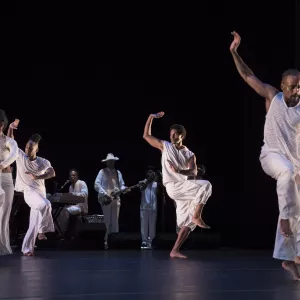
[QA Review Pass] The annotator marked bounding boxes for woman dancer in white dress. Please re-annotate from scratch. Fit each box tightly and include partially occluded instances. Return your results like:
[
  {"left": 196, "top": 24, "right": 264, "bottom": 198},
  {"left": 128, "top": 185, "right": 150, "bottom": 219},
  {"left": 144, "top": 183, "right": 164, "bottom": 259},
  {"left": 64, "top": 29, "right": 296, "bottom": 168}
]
[{"left": 0, "top": 111, "right": 18, "bottom": 255}]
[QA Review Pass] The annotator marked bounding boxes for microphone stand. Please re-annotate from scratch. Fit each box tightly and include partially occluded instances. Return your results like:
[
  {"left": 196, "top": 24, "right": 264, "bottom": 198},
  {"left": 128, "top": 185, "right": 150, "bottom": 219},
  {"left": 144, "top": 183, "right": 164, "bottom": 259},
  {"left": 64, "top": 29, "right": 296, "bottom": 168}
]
[
  {"left": 53, "top": 182, "right": 58, "bottom": 194},
  {"left": 54, "top": 180, "right": 70, "bottom": 193}
]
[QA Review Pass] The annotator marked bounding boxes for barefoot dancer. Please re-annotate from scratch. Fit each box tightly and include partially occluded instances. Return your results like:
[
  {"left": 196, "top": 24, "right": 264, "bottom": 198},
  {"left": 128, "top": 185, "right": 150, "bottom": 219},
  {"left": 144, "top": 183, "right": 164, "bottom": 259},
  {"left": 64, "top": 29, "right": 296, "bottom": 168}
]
[
  {"left": 8, "top": 122, "right": 55, "bottom": 256},
  {"left": 143, "top": 112, "right": 212, "bottom": 258},
  {"left": 0, "top": 111, "right": 18, "bottom": 255},
  {"left": 230, "top": 31, "right": 300, "bottom": 280}
]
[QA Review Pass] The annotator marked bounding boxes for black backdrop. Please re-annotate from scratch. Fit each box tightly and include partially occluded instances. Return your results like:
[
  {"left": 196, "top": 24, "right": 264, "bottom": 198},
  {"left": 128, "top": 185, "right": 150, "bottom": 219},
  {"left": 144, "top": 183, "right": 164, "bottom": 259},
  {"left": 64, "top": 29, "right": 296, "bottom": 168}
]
[{"left": 1, "top": 1, "right": 299, "bottom": 249}]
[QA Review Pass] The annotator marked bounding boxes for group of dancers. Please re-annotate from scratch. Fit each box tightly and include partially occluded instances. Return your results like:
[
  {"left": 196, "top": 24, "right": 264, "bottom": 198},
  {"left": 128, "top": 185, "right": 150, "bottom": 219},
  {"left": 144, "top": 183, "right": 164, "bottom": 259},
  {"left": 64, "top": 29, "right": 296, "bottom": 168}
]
[
  {"left": 0, "top": 117, "right": 55, "bottom": 256},
  {"left": 1, "top": 31, "right": 300, "bottom": 280}
]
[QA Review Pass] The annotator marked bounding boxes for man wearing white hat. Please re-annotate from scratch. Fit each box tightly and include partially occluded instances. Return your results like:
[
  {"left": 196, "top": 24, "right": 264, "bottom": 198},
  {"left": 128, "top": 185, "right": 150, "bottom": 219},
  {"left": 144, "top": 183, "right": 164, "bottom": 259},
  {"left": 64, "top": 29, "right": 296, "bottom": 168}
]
[{"left": 94, "top": 153, "right": 127, "bottom": 249}]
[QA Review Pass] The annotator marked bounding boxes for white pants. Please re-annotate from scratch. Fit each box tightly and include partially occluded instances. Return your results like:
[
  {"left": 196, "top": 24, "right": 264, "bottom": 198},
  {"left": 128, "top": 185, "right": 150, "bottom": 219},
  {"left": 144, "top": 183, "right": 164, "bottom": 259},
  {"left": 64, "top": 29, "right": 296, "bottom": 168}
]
[
  {"left": 22, "top": 188, "right": 55, "bottom": 254},
  {"left": 260, "top": 152, "right": 300, "bottom": 260},
  {"left": 57, "top": 205, "right": 82, "bottom": 234},
  {"left": 101, "top": 199, "right": 120, "bottom": 242},
  {"left": 273, "top": 216, "right": 300, "bottom": 260},
  {"left": 0, "top": 173, "right": 14, "bottom": 255},
  {"left": 140, "top": 209, "right": 157, "bottom": 243},
  {"left": 166, "top": 180, "right": 212, "bottom": 231}
]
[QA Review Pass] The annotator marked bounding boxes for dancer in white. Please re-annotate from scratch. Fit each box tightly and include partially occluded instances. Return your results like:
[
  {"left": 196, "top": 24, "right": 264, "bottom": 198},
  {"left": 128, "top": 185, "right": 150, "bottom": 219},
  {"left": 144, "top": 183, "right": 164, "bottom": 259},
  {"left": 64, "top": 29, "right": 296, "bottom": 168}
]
[
  {"left": 0, "top": 111, "right": 18, "bottom": 255},
  {"left": 8, "top": 123, "right": 55, "bottom": 256},
  {"left": 94, "top": 153, "right": 127, "bottom": 249},
  {"left": 230, "top": 31, "right": 300, "bottom": 279},
  {"left": 140, "top": 169, "right": 159, "bottom": 249},
  {"left": 143, "top": 112, "right": 212, "bottom": 258}
]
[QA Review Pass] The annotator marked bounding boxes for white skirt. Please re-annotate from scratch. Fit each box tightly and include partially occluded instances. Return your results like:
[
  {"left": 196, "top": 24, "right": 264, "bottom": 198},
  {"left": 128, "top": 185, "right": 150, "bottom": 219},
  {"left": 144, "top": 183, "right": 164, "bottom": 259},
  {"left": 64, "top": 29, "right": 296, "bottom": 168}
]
[{"left": 165, "top": 180, "right": 212, "bottom": 231}]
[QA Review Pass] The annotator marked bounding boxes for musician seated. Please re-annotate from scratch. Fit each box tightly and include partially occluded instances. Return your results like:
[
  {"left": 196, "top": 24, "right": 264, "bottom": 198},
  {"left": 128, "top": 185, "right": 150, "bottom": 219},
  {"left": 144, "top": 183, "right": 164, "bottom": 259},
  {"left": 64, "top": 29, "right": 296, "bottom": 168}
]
[{"left": 59, "top": 169, "right": 88, "bottom": 239}]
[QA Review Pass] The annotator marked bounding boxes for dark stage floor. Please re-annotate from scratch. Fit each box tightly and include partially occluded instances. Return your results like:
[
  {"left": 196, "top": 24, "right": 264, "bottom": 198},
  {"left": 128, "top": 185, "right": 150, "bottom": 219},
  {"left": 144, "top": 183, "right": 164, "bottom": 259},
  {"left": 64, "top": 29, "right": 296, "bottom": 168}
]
[{"left": 1, "top": 249, "right": 300, "bottom": 300}]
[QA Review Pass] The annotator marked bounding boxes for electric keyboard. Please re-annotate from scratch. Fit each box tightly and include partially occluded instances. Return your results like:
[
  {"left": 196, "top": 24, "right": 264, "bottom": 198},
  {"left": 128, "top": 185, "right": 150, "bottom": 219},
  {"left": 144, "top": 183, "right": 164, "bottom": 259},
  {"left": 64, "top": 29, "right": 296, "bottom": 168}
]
[{"left": 49, "top": 193, "right": 85, "bottom": 205}]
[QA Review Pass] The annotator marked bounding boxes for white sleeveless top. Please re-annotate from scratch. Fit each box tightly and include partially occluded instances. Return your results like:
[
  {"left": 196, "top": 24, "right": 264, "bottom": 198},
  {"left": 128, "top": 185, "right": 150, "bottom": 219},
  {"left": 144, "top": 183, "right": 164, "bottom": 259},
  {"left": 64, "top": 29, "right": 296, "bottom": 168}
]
[
  {"left": 0, "top": 135, "right": 18, "bottom": 169},
  {"left": 261, "top": 92, "right": 300, "bottom": 169},
  {"left": 161, "top": 141, "right": 194, "bottom": 185}
]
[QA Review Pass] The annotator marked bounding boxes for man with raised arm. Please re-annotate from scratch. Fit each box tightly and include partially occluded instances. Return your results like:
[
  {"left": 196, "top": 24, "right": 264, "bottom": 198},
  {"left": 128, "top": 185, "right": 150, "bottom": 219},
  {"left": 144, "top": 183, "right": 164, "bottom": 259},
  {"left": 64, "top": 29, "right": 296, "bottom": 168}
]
[
  {"left": 143, "top": 112, "right": 212, "bottom": 258},
  {"left": 230, "top": 31, "right": 300, "bottom": 279}
]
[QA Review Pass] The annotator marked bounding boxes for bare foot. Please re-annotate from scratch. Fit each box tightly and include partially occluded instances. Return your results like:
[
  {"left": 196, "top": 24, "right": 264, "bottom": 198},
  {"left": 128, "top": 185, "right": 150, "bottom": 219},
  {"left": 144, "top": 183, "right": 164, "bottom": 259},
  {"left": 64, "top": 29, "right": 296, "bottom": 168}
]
[
  {"left": 192, "top": 217, "right": 211, "bottom": 229},
  {"left": 282, "top": 261, "right": 300, "bottom": 280},
  {"left": 170, "top": 251, "right": 188, "bottom": 259},
  {"left": 23, "top": 252, "right": 34, "bottom": 256},
  {"left": 38, "top": 233, "right": 47, "bottom": 240}
]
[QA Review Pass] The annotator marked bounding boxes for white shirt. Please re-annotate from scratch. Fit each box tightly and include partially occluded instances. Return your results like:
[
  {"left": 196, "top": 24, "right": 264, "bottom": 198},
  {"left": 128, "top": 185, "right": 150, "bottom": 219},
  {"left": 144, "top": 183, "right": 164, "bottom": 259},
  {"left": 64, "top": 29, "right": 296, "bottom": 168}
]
[
  {"left": 94, "top": 167, "right": 126, "bottom": 197},
  {"left": 69, "top": 179, "right": 88, "bottom": 214},
  {"left": 0, "top": 135, "right": 18, "bottom": 169},
  {"left": 15, "top": 149, "right": 52, "bottom": 193},
  {"left": 261, "top": 92, "right": 300, "bottom": 169},
  {"left": 140, "top": 181, "right": 158, "bottom": 210},
  {"left": 161, "top": 140, "right": 195, "bottom": 186}
]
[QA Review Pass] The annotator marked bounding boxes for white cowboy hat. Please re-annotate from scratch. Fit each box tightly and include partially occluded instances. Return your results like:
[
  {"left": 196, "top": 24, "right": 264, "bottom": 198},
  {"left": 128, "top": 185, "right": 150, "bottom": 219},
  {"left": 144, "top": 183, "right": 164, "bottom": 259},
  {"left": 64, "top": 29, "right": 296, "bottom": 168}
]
[{"left": 102, "top": 153, "right": 119, "bottom": 162}]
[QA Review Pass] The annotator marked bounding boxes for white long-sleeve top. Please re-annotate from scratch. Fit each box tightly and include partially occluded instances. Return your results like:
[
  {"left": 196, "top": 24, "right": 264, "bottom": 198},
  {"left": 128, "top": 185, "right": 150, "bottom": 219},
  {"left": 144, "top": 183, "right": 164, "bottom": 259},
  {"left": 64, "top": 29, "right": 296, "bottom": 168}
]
[
  {"left": 0, "top": 135, "right": 19, "bottom": 169},
  {"left": 69, "top": 179, "right": 88, "bottom": 214},
  {"left": 94, "top": 167, "right": 126, "bottom": 198},
  {"left": 140, "top": 181, "right": 158, "bottom": 210}
]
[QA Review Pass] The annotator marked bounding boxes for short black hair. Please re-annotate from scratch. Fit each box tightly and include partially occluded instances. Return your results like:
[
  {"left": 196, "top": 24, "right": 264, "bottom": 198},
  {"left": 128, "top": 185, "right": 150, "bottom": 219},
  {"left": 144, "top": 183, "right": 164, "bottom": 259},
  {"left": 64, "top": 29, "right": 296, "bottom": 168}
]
[
  {"left": 69, "top": 168, "right": 79, "bottom": 176},
  {"left": 29, "top": 133, "right": 42, "bottom": 144},
  {"left": 170, "top": 124, "right": 186, "bottom": 139},
  {"left": 282, "top": 69, "right": 300, "bottom": 80},
  {"left": 0, "top": 109, "right": 8, "bottom": 130}
]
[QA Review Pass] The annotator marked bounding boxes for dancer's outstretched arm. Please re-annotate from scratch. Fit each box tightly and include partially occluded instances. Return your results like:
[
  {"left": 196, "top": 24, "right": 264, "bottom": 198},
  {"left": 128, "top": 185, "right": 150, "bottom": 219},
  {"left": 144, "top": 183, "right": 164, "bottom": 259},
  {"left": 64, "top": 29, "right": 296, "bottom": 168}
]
[
  {"left": 143, "top": 112, "right": 165, "bottom": 151},
  {"left": 230, "top": 31, "right": 278, "bottom": 111},
  {"left": 7, "top": 119, "right": 19, "bottom": 139}
]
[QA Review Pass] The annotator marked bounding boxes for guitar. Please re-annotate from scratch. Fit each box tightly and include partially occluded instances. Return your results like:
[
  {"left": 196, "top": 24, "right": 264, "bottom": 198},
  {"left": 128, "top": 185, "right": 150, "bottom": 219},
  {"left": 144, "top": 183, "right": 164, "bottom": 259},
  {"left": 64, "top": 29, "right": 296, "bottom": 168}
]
[{"left": 98, "top": 180, "right": 147, "bottom": 205}]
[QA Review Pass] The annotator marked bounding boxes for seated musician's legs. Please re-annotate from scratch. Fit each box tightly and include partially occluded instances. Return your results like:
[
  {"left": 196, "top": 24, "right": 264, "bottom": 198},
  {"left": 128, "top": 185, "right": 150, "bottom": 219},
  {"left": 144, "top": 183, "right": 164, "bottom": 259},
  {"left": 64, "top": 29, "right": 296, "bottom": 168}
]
[
  {"left": 55, "top": 207, "right": 69, "bottom": 236},
  {"left": 56, "top": 205, "right": 82, "bottom": 237},
  {"left": 65, "top": 205, "right": 82, "bottom": 239},
  {"left": 67, "top": 205, "right": 82, "bottom": 215}
]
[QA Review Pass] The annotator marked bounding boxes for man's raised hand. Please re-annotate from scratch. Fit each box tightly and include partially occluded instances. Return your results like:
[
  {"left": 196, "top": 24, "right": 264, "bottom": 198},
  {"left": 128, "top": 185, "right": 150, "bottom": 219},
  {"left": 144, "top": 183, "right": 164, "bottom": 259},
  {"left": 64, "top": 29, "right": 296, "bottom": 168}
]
[
  {"left": 230, "top": 31, "right": 241, "bottom": 52},
  {"left": 151, "top": 112, "right": 165, "bottom": 119}
]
